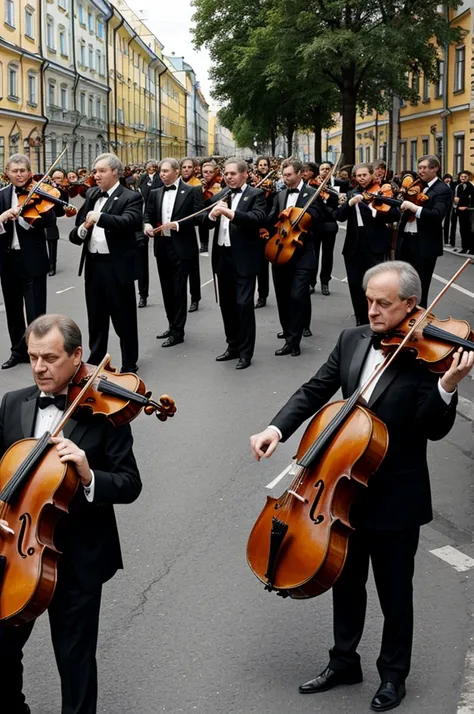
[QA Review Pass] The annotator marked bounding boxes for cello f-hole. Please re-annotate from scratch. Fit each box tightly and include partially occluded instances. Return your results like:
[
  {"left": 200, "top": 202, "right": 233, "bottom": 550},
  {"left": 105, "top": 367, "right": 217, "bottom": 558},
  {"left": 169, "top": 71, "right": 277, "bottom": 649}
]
[
  {"left": 309, "top": 480, "right": 325, "bottom": 525},
  {"left": 17, "top": 512, "right": 34, "bottom": 558}
]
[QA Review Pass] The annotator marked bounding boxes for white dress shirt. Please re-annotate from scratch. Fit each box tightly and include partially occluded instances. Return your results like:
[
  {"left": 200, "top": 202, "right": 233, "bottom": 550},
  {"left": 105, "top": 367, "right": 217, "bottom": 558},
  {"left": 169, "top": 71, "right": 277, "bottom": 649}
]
[
  {"left": 34, "top": 392, "right": 95, "bottom": 502},
  {"left": 0, "top": 187, "right": 32, "bottom": 244},
  {"left": 285, "top": 180, "right": 305, "bottom": 209},
  {"left": 214, "top": 183, "right": 247, "bottom": 247},
  {"left": 404, "top": 177, "right": 438, "bottom": 234},
  {"left": 78, "top": 181, "right": 121, "bottom": 252},
  {"left": 161, "top": 178, "right": 181, "bottom": 236}
]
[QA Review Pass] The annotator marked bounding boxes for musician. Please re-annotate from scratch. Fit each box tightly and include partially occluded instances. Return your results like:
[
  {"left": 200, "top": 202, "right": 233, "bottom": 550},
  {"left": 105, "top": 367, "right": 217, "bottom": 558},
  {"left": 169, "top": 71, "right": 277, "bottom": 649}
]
[
  {"left": 47, "top": 168, "right": 69, "bottom": 277},
  {"left": 143, "top": 158, "right": 204, "bottom": 347},
  {"left": 250, "top": 260, "right": 473, "bottom": 712},
  {"left": 453, "top": 170, "right": 474, "bottom": 254},
  {"left": 69, "top": 153, "right": 143, "bottom": 373},
  {"left": 396, "top": 154, "right": 452, "bottom": 307},
  {"left": 442, "top": 173, "right": 456, "bottom": 248},
  {"left": 0, "top": 153, "right": 65, "bottom": 370},
  {"left": 138, "top": 160, "right": 162, "bottom": 203},
  {"left": 336, "top": 163, "right": 399, "bottom": 325},
  {"left": 267, "top": 158, "right": 322, "bottom": 356},
  {"left": 199, "top": 160, "right": 223, "bottom": 255},
  {"left": 372, "top": 159, "right": 387, "bottom": 184},
  {"left": 0, "top": 313, "right": 141, "bottom": 714},
  {"left": 203, "top": 157, "right": 267, "bottom": 369},
  {"left": 253, "top": 156, "right": 275, "bottom": 309},
  {"left": 301, "top": 162, "right": 318, "bottom": 184},
  {"left": 77, "top": 166, "right": 89, "bottom": 179},
  {"left": 180, "top": 157, "right": 203, "bottom": 312},
  {"left": 311, "top": 161, "right": 340, "bottom": 297}
]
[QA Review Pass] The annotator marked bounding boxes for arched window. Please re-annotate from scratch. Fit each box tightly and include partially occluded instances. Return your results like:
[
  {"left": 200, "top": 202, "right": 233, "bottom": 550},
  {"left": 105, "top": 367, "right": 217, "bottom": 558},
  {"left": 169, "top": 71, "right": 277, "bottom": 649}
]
[
  {"left": 59, "top": 26, "right": 67, "bottom": 55},
  {"left": 27, "top": 71, "right": 37, "bottom": 105},
  {"left": 46, "top": 15, "right": 55, "bottom": 50},
  {"left": 8, "top": 63, "right": 19, "bottom": 99}
]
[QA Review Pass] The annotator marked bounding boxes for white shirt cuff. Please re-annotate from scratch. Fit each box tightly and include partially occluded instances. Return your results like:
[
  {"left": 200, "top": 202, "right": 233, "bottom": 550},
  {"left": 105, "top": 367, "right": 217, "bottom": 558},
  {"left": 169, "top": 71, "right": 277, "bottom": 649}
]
[
  {"left": 78, "top": 223, "right": 88, "bottom": 239},
  {"left": 0, "top": 222, "right": 6, "bottom": 235},
  {"left": 415, "top": 207, "right": 423, "bottom": 219},
  {"left": 438, "top": 379, "right": 456, "bottom": 405},
  {"left": 83, "top": 470, "right": 95, "bottom": 502},
  {"left": 268, "top": 425, "right": 283, "bottom": 440}
]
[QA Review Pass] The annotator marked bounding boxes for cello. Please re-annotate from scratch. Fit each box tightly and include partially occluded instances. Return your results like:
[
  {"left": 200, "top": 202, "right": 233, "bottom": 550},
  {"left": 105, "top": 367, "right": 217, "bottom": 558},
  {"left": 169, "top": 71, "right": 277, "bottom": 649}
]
[
  {"left": 0, "top": 354, "right": 175, "bottom": 625},
  {"left": 247, "top": 260, "right": 471, "bottom": 598}
]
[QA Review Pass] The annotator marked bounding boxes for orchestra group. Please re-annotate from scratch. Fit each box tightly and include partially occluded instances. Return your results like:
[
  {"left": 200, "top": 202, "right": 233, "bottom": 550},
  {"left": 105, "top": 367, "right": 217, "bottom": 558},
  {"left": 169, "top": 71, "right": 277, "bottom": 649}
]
[{"left": 0, "top": 147, "right": 473, "bottom": 714}]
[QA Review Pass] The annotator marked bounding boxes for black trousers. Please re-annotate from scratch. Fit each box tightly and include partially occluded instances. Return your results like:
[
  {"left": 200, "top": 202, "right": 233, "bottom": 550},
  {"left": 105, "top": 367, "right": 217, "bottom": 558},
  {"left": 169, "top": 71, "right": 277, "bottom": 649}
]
[
  {"left": 0, "top": 572, "right": 102, "bottom": 714},
  {"left": 137, "top": 240, "right": 149, "bottom": 299},
  {"left": 344, "top": 247, "right": 385, "bottom": 325},
  {"left": 256, "top": 239, "right": 269, "bottom": 300},
  {"left": 215, "top": 246, "right": 256, "bottom": 360},
  {"left": 272, "top": 259, "right": 312, "bottom": 349},
  {"left": 443, "top": 206, "right": 456, "bottom": 247},
  {"left": 399, "top": 245, "right": 437, "bottom": 308},
  {"left": 311, "top": 231, "right": 337, "bottom": 287},
  {"left": 199, "top": 224, "right": 209, "bottom": 251},
  {"left": 85, "top": 254, "right": 139, "bottom": 370},
  {"left": 0, "top": 250, "right": 47, "bottom": 358},
  {"left": 457, "top": 210, "right": 473, "bottom": 253},
  {"left": 330, "top": 527, "right": 420, "bottom": 685},
  {"left": 156, "top": 244, "right": 190, "bottom": 339},
  {"left": 188, "top": 252, "right": 202, "bottom": 303}
]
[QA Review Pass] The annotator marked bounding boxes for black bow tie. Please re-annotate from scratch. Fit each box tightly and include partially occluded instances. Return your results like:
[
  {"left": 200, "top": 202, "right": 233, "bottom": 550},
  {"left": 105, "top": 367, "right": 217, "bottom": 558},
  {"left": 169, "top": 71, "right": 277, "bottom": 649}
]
[
  {"left": 38, "top": 394, "right": 67, "bottom": 411},
  {"left": 370, "top": 332, "right": 388, "bottom": 350},
  {"left": 97, "top": 190, "right": 109, "bottom": 199},
  {"left": 231, "top": 188, "right": 242, "bottom": 195},
  {"left": 287, "top": 188, "right": 299, "bottom": 194},
  {"left": 163, "top": 185, "right": 177, "bottom": 192}
]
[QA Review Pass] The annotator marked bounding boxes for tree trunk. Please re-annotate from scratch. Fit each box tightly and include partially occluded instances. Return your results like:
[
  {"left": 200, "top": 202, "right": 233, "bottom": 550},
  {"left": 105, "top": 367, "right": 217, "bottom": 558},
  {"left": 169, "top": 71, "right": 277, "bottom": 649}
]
[
  {"left": 270, "top": 126, "right": 276, "bottom": 156},
  {"left": 341, "top": 73, "right": 357, "bottom": 166},
  {"left": 313, "top": 114, "right": 322, "bottom": 164},
  {"left": 286, "top": 120, "right": 295, "bottom": 156}
]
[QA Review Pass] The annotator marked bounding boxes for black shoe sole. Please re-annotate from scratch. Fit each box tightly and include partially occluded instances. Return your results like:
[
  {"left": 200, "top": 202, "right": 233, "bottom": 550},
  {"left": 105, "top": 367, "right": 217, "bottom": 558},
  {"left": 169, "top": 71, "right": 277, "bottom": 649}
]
[
  {"left": 370, "top": 684, "right": 406, "bottom": 711},
  {"left": 299, "top": 674, "right": 363, "bottom": 693}
]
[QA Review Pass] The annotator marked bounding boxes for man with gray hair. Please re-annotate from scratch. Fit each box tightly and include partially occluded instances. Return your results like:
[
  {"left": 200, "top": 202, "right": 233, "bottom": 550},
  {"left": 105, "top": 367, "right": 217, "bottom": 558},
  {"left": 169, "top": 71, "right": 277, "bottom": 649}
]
[
  {"left": 70, "top": 153, "right": 143, "bottom": 373},
  {"left": 250, "top": 260, "right": 473, "bottom": 711}
]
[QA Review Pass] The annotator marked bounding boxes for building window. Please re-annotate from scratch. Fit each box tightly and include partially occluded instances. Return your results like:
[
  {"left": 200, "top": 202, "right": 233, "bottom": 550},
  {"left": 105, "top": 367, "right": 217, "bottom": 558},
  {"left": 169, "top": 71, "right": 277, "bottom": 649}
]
[
  {"left": 80, "top": 92, "right": 86, "bottom": 115},
  {"left": 422, "top": 138, "right": 429, "bottom": 155},
  {"left": 400, "top": 141, "right": 407, "bottom": 173},
  {"left": 78, "top": 4, "right": 84, "bottom": 25},
  {"left": 25, "top": 6, "right": 34, "bottom": 38},
  {"left": 97, "top": 17, "right": 104, "bottom": 39},
  {"left": 436, "top": 59, "right": 444, "bottom": 98},
  {"left": 96, "top": 97, "right": 101, "bottom": 118},
  {"left": 422, "top": 75, "right": 430, "bottom": 101},
  {"left": 58, "top": 0, "right": 67, "bottom": 9},
  {"left": 0, "top": 137, "right": 5, "bottom": 173},
  {"left": 411, "top": 72, "right": 420, "bottom": 100},
  {"left": 454, "top": 135, "right": 465, "bottom": 175},
  {"left": 410, "top": 140, "right": 417, "bottom": 172},
  {"left": 5, "top": 0, "right": 15, "bottom": 27},
  {"left": 96, "top": 50, "right": 101, "bottom": 75},
  {"left": 88, "top": 11, "right": 93, "bottom": 32},
  {"left": 88, "top": 95, "right": 93, "bottom": 116},
  {"left": 80, "top": 41, "right": 86, "bottom": 66},
  {"left": 59, "top": 27, "right": 67, "bottom": 55},
  {"left": 365, "top": 145, "right": 371, "bottom": 163},
  {"left": 46, "top": 16, "right": 55, "bottom": 50},
  {"left": 436, "top": 136, "right": 443, "bottom": 163},
  {"left": 48, "top": 82, "right": 55, "bottom": 106},
  {"left": 454, "top": 46, "right": 465, "bottom": 92},
  {"left": 118, "top": 107, "right": 124, "bottom": 124},
  {"left": 27, "top": 72, "right": 36, "bottom": 105},
  {"left": 8, "top": 64, "right": 18, "bottom": 99},
  {"left": 60, "top": 85, "right": 67, "bottom": 109},
  {"left": 89, "top": 45, "right": 94, "bottom": 70}
]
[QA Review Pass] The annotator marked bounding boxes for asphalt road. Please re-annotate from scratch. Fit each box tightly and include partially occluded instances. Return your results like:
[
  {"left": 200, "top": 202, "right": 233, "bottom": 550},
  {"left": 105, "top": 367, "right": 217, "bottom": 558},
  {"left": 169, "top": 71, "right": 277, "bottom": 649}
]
[{"left": 1, "top": 217, "right": 474, "bottom": 714}]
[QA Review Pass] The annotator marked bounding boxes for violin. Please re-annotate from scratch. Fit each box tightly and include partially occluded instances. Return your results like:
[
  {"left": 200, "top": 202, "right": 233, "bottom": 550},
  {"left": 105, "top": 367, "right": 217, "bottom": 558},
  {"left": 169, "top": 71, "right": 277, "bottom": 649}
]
[
  {"left": 202, "top": 171, "right": 222, "bottom": 201},
  {"left": 362, "top": 175, "right": 430, "bottom": 221},
  {"left": 16, "top": 180, "right": 78, "bottom": 223},
  {"left": 0, "top": 354, "right": 175, "bottom": 625},
  {"left": 310, "top": 176, "right": 341, "bottom": 201},
  {"left": 67, "top": 173, "right": 96, "bottom": 198}
]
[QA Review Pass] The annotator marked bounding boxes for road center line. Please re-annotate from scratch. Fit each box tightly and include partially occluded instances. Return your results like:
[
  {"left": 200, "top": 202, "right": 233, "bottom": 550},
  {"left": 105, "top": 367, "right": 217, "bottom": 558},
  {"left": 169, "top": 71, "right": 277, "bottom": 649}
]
[
  {"left": 429, "top": 545, "right": 474, "bottom": 572},
  {"left": 432, "top": 274, "right": 474, "bottom": 299},
  {"left": 55, "top": 286, "right": 75, "bottom": 294},
  {"left": 200, "top": 278, "right": 214, "bottom": 288}
]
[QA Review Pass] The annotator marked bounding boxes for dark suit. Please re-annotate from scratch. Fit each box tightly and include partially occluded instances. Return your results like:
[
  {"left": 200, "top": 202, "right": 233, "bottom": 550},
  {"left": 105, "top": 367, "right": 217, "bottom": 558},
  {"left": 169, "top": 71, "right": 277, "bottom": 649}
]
[
  {"left": 267, "top": 185, "right": 321, "bottom": 348},
  {"left": 454, "top": 181, "right": 474, "bottom": 253},
  {"left": 396, "top": 178, "right": 452, "bottom": 306},
  {"left": 136, "top": 175, "right": 163, "bottom": 301},
  {"left": 144, "top": 180, "right": 204, "bottom": 339},
  {"left": 138, "top": 172, "right": 163, "bottom": 203},
  {"left": 311, "top": 190, "right": 339, "bottom": 288},
  {"left": 336, "top": 188, "right": 399, "bottom": 324},
  {"left": 0, "top": 384, "right": 141, "bottom": 713},
  {"left": 204, "top": 186, "right": 267, "bottom": 360},
  {"left": 0, "top": 185, "right": 62, "bottom": 359},
  {"left": 271, "top": 325, "right": 457, "bottom": 683},
  {"left": 69, "top": 185, "right": 143, "bottom": 371}
]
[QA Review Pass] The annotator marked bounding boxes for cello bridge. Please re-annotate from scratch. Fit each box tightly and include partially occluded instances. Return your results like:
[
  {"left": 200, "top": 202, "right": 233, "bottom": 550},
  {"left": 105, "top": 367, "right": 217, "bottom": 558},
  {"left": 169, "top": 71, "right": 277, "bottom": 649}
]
[{"left": 288, "top": 490, "right": 308, "bottom": 503}]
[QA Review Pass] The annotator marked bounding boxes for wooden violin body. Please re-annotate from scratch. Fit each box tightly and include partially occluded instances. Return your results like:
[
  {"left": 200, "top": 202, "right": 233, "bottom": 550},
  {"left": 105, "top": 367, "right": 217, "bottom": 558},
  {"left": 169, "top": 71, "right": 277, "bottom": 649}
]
[
  {"left": 247, "top": 401, "right": 388, "bottom": 598},
  {"left": 265, "top": 207, "right": 311, "bottom": 265}
]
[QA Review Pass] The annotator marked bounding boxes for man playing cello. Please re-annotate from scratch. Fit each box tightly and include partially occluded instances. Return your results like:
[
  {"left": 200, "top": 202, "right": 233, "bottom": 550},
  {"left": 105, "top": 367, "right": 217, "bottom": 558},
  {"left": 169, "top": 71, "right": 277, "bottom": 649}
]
[{"left": 250, "top": 261, "right": 473, "bottom": 712}]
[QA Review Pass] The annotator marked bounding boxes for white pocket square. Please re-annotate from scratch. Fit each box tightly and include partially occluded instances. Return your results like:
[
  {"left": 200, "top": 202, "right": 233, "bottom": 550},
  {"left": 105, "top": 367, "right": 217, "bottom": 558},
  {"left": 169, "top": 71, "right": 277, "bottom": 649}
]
[{"left": 113, "top": 196, "right": 119, "bottom": 201}]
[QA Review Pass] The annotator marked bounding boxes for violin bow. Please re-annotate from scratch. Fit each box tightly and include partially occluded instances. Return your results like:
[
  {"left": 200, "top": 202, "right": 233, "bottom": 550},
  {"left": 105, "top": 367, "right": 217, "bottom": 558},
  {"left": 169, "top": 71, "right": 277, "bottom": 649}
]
[{"left": 16, "top": 146, "right": 69, "bottom": 218}]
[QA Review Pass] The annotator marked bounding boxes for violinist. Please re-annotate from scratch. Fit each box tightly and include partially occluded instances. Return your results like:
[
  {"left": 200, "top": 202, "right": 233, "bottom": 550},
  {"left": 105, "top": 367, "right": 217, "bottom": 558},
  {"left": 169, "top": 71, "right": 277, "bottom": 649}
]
[
  {"left": 311, "top": 161, "right": 340, "bottom": 297},
  {"left": 0, "top": 154, "right": 66, "bottom": 370},
  {"left": 372, "top": 159, "right": 387, "bottom": 185},
  {"left": 138, "top": 160, "right": 162, "bottom": 203},
  {"left": 254, "top": 156, "right": 275, "bottom": 309},
  {"left": 266, "top": 158, "right": 323, "bottom": 356},
  {"left": 67, "top": 170, "right": 79, "bottom": 184},
  {"left": 336, "top": 162, "right": 399, "bottom": 325},
  {"left": 180, "top": 157, "right": 203, "bottom": 312},
  {"left": 47, "top": 168, "right": 69, "bottom": 277},
  {"left": 396, "top": 154, "right": 452, "bottom": 307},
  {"left": 250, "top": 261, "right": 473, "bottom": 712},
  {"left": 77, "top": 166, "right": 89, "bottom": 179},
  {"left": 453, "top": 170, "right": 474, "bottom": 255},
  {"left": 199, "top": 160, "right": 223, "bottom": 255},
  {"left": 301, "top": 162, "right": 318, "bottom": 185},
  {"left": 180, "top": 157, "right": 202, "bottom": 188},
  {"left": 0, "top": 313, "right": 141, "bottom": 714}
]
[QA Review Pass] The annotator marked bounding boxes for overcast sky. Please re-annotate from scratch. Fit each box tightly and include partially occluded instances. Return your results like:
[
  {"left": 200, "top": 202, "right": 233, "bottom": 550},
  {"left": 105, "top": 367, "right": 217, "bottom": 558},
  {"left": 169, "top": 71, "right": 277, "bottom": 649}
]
[{"left": 133, "top": 0, "right": 215, "bottom": 108}]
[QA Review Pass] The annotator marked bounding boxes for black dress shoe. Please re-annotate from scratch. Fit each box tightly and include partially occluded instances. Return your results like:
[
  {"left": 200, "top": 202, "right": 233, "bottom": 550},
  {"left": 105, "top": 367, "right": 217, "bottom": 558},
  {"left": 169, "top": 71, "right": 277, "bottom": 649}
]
[
  {"left": 299, "top": 666, "right": 363, "bottom": 694},
  {"left": 321, "top": 283, "right": 330, "bottom": 296},
  {"left": 255, "top": 297, "right": 266, "bottom": 308},
  {"left": 309, "top": 286, "right": 315, "bottom": 294},
  {"left": 162, "top": 336, "right": 184, "bottom": 348},
  {"left": 291, "top": 347, "right": 301, "bottom": 356},
  {"left": 277, "top": 331, "right": 285, "bottom": 339},
  {"left": 275, "top": 344, "right": 292, "bottom": 356},
  {"left": 138, "top": 297, "right": 147, "bottom": 308},
  {"left": 120, "top": 365, "right": 139, "bottom": 373},
  {"left": 199, "top": 244, "right": 209, "bottom": 253},
  {"left": 48, "top": 268, "right": 56, "bottom": 277},
  {"left": 236, "top": 357, "right": 251, "bottom": 370},
  {"left": 188, "top": 301, "right": 199, "bottom": 313},
  {"left": 156, "top": 329, "right": 171, "bottom": 339},
  {"left": 216, "top": 348, "right": 239, "bottom": 362},
  {"left": 370, "top": 681, "right": 406, "bottom": 711},
  {"left": 1, "top": 354, "right": 29, "bottom": 369},
  {"left": 302, "top": 327, "right": 312, "bottom": 337}
]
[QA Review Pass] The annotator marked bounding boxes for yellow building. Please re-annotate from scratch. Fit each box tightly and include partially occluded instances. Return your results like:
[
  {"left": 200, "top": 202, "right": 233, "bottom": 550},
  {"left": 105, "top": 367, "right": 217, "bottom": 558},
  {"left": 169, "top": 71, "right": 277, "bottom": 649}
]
[
  {"left": 0, "top": 0, "right": 46, "bottom": 172},
  {"left": 326, "top": 3, "right": 473, "bottom": 176},
  {"left": 160, "top": 62, "right": 187, "bottom": 158}
]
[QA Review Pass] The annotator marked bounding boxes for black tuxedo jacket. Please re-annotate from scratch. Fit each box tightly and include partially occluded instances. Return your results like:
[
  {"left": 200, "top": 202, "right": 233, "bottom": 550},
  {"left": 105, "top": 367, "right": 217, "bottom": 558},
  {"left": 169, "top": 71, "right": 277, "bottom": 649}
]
[
  {"left": 204, "top": 186, "right": 267, "bottom": 277},
  {"left": 455, "top": 181, "right": 474, "bottom": 209},
  {"left": 335, "top": 186, "right": 399, "bottom": 258},
  {"left": 0, "top": 184, "right": 60, "bottom": 277},
  {"left": 271, "top": 325, "right": 457, "bottom": 530},
  {"left": 266, "top": 185, "right": 322, "bottom": 270},
  {"left": 69, "top": 184, "right": 143, "bottom": 283},
  {"left": 139, "top": 172, "right": 163, "bottom": 202},
  {"left": 396, "top": 178, "right": 452, "bottom": 259},
  {"left": 0, "top": 384, "right": 141, "bottom": 590},
  {"left": 143, "top": 180, "right": 204, "bottom": 261}
]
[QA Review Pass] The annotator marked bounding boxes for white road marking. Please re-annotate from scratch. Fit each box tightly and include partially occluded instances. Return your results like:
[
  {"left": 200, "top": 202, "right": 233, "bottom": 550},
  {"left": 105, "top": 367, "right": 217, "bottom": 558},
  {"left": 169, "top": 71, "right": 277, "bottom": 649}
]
[
  {"left": 200, "top": 278, "right": 213, "bottom": 288},
  {"left": 55, "top": 286, "right": 75, "bottom": 294},
  {"left": 429, "top": 545, "right": 474, "bottom": 572},
  {"left": 457, "top": 649, "right": 474, "bottom": 714},
  {"left": 341, "top": 276, "right": 348, "bottom": 283},
  {"left": 266, "top": 463, "right": 293, "bottom": 489},
  {"left": 432, "top": 273, "right": 474, "bottom": 299}
]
